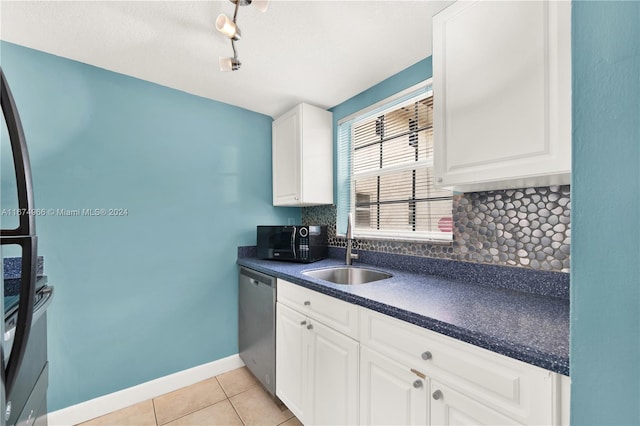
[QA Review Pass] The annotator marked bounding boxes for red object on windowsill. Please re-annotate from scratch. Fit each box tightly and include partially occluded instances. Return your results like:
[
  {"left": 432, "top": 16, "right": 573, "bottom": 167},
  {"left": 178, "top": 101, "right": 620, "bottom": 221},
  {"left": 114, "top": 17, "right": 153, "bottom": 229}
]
[{"left": 438, "top": 217, "right": 453, "bottom": 233}]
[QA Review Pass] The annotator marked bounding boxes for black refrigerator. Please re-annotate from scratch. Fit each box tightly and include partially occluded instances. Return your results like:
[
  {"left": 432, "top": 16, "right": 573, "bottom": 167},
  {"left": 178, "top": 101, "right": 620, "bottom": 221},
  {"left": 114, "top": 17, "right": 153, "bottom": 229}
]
[{"left": 1, "top": 68, "right": 54, "bottom": 426}]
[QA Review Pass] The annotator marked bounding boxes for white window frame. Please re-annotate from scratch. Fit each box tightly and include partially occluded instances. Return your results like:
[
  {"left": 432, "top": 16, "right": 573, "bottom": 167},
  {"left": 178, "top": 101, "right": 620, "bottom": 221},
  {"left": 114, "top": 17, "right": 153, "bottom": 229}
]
[{"left": 336, "top": 79, "right": 453, "bottom": 243}]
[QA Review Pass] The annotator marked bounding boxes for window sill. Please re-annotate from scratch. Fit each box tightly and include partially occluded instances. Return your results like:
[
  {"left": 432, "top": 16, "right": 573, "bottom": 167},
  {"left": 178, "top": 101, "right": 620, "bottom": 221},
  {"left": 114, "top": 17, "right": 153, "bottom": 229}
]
[{"left": 336, "top": 232, "right": 453, "bottom": 246}]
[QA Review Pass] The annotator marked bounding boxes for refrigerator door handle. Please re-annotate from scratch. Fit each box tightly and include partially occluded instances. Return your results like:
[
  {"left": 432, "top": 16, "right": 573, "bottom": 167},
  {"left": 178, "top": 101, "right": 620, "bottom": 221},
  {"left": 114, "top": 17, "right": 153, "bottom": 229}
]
[
  {"left": 1, "top": 67, "right": 40, "bottom": 399},
  {"left": 0, "top": 68, "right": 36, "bottom": 238}
]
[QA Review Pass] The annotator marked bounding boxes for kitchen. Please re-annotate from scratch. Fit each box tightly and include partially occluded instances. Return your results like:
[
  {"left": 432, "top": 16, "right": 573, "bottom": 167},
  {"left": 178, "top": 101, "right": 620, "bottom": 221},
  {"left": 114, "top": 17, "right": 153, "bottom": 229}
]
[{"left": 0, "top": 1, "right": 638, "bottom": 426}]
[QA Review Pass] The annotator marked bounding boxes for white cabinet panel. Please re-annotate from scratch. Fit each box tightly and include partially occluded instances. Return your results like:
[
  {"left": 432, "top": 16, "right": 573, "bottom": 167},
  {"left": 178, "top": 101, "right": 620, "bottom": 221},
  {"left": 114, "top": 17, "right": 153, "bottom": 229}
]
[
  {"left": 275, "top": 303, "right": 307, "bottom": 422},
  {"left": 308, "top": 320, "right": 359, "bottom": 426},
  {"left": 272, "top": 111, "right": 300, "bottom": 204},
  {"left": 272, "top": 103, "right": 333, "bottom": 206},
  {"left": 433, "top": 0, "right": 571, "bottom": 192},
  {"left": 360, "top": 346, "right": 428, "bottom": 426}
]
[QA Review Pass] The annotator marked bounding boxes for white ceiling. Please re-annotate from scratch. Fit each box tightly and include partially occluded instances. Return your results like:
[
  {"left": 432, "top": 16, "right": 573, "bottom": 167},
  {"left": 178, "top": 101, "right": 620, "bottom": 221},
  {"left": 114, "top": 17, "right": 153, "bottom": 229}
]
[{"left": 0, "top": 0, "right": 454, "bottom": 118}]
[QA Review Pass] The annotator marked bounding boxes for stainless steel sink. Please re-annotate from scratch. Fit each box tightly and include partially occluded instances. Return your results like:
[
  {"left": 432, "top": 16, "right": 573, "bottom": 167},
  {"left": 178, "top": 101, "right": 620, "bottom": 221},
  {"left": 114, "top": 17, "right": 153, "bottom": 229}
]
[{"left": 302, "top": 266, "right": 392, "bottom": 285}]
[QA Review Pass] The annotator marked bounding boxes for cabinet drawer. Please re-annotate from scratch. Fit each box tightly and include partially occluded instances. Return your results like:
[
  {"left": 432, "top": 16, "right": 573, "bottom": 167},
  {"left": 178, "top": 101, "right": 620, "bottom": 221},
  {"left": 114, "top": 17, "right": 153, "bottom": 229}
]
[
  {"left": 277, "top": 279, "right": 358, "bottom": 339},
  {"left": 360, "top": 308, "right": 554, "bottom": 425},
  {"left": 430, "top": 380, "right": 522, "bottom": 426}
]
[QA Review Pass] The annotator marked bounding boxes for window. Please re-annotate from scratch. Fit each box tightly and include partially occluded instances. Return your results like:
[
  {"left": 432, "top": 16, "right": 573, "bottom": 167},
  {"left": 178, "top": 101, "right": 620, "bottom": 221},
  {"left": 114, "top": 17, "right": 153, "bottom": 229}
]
[{"left": 337, "top": 82, "right": 453, "bottom": 242}]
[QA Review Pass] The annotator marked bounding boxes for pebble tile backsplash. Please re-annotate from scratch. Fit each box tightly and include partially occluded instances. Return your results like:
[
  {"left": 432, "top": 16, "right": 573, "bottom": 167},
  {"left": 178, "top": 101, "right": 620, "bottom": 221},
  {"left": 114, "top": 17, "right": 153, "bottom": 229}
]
[{"left": 302, "top": 185, "right": 571, "bottom": 273}]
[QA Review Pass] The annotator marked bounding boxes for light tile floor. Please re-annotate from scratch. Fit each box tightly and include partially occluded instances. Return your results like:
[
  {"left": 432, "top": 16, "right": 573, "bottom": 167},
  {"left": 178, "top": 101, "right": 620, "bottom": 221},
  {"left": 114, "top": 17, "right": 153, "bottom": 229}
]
[{"left": 78, "top": 367, "right": 302, "bottom": 426}]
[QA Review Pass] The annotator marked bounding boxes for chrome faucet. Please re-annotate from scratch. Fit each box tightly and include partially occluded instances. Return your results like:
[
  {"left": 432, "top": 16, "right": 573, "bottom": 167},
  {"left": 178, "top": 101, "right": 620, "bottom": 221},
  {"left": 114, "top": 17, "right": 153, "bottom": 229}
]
[{"left": 345, "top": 213, "right": 359, "bottom": 265}]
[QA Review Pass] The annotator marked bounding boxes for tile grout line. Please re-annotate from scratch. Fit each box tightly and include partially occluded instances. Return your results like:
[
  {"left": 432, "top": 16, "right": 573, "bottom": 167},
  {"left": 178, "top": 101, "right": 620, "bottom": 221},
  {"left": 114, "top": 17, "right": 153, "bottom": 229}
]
[
  {"left": 155, "top": 376, "right": 231, "bottom": 425},
  {"left": 151, "top": 398, "right": 160, "bottom": 426},
  {"left": 215, "top": 376, "right": 247, "bottom": 426},
  {"left": 228, "top": 395, "right": 247, "bottom": 426},
  {"left": 157, "top": 398, "right": 232, "bottom": 426},
  {"left": 225, "top": 382, "right": 295, "bottom": 426}
]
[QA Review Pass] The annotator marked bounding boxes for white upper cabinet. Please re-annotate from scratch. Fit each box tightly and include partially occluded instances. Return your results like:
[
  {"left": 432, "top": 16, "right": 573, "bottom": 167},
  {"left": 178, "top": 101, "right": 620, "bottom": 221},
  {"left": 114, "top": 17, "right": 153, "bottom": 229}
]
[
  {"left": 272, "top": 103, "right": 333, "bottom": 206},
  {"left": 432, "top": 0, "right": 571, "bottom": 192}
]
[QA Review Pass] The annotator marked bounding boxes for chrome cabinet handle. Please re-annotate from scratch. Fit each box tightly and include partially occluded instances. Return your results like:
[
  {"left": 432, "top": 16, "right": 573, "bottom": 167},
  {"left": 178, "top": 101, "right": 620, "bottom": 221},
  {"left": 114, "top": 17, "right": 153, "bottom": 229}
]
[
  {"left": 304, "top": 301, "right": 311, "bottom": 306},
  {"left": 413, "top": 380, "right": 423, "bottom": 389},
  {"left": 432, "top": 390, "right": 443, "bottom": 400},
  {"left": 421, "top": 351, "right": 432, "bottom": 360},
  {"left": 307, "top": 324, "right": 313, "bottom": 330},
  {"left": 300, "top": 321, "right": 307, "bottom": 326}
]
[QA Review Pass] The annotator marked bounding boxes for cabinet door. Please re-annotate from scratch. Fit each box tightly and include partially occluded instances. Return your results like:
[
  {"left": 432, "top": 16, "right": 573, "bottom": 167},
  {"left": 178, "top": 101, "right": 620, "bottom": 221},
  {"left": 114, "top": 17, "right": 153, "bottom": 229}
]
[
  {"left": 433, "top": 0, "right": 571, "bottom": 192},
  {"left": 272, "top": 107, "right": 301, "bottom": 205},
  {"left": 307, "top": 320, "right": 359, "bottom": 426},
  {"left": 360, "top": 347, "right": 428, "bottom": 425},
  {"left": 275, "top": 303, "right": 307, "bottom": 422},
  {"left": 430, "top": 381, "right": 522, "bottom": 426}
]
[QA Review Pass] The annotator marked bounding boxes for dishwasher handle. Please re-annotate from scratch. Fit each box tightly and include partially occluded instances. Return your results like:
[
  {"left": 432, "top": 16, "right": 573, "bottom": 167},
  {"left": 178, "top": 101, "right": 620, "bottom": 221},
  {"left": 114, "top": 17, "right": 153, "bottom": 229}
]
[{"left": 240, "top": 267, "right": 275, "bottom": 288}]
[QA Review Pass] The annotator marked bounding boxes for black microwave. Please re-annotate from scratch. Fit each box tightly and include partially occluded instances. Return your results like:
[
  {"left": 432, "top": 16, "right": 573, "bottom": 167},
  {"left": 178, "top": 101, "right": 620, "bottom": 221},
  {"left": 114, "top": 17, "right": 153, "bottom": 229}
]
[{"left": 257, "top": 225, "right": 328, "bottom": 263}]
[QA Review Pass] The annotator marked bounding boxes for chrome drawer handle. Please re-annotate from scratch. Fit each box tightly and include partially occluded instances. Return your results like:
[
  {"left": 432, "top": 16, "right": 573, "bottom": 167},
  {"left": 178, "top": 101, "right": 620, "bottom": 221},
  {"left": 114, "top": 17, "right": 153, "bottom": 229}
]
[
  {"left": 413, "top": 380, "right": 423, "bottom": 389},
  {"left": 300, "top": 321, "right": 307, "bottom": 326},
  {"left": 432, "top": 390, "right": 443, "bottom": 400},
  {"left": 307, "top": 324, "right": 313, "bottom": 330},
  {"left": 421, "top": 351, "right": 432, "bottom": 360},
  {"left": 304, "top": 301, "right": 311, "bottom": 306}
]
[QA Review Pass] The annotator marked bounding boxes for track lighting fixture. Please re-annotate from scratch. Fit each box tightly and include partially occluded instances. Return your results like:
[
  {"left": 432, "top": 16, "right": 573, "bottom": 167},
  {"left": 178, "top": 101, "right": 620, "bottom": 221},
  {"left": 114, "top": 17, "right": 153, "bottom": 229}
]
[
  {"left": 219, "top": 55, "right": 241, "bottom": 72},
  {"left": 216, "top": 0, "right": 269, "bottom": 71}
]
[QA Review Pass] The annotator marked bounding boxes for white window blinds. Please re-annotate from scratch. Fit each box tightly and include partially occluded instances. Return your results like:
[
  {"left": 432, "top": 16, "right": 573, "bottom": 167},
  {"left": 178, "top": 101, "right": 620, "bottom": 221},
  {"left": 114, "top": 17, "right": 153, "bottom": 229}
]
[{"left": 337, "top": 84, "right": 453, "bottom": 242}]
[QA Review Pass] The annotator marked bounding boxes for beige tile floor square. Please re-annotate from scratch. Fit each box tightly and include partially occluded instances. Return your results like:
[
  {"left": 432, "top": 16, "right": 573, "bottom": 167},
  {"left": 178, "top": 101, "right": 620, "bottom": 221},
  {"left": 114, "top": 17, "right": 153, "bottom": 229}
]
[{"left": 77, "top": 367, "right": 300, "bottom": 426}]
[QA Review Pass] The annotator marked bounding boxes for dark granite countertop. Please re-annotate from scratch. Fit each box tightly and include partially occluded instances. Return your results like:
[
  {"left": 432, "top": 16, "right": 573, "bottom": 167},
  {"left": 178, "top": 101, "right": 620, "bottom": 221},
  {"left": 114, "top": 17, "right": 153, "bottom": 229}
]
[
  {"left": 3, "top": 256, "right": 47, "bottom": 315},
  {"left": 3, "top": 256, "right": 44, "bottom": 280},
  {"left": 237, "top": 248, "right": 570, "bottom": 376}
]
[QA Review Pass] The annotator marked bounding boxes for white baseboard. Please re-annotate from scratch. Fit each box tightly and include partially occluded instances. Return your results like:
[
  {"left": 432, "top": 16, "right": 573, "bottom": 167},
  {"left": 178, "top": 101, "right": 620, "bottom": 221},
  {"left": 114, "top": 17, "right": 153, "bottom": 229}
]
[{"left": 47, "top": 354, "right": 244, "bottom": 426}]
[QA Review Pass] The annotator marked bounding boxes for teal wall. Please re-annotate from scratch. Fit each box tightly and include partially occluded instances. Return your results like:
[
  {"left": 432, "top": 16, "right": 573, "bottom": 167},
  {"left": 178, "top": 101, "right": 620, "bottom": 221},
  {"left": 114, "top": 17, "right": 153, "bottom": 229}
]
[
  {"left": 571, "top": 1, "right": 640, "bottom": 425},
  {"left": 329, "top": 57, "right": 432, "bottom": 124},
  {"left": 0, "top": 42, "right": 300, "bottom": 411}
]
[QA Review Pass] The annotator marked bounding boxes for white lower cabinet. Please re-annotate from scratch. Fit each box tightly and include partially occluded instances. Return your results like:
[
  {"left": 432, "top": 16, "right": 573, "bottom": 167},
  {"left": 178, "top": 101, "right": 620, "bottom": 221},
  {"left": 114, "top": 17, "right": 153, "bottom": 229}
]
[
  {"left": 308, "top": 318, "right": 359, "bottom": 425},
  {"left": 360, "top": 349, "right": 524, "bottom": 426},
  {"left": 275, "top": 303, "right": 307, "bottom": 420},
  {"left": 276, "top": 280, "right": 358, "bottom": 425},
  {"left": 275, "top": 281, "right": 569, "bottom": 425},
  {"left": 359, "top": 307, "right": 568, "bottom": 426},
  {"left": 360, "top": 346, "right": 428, "bottom": 425}
]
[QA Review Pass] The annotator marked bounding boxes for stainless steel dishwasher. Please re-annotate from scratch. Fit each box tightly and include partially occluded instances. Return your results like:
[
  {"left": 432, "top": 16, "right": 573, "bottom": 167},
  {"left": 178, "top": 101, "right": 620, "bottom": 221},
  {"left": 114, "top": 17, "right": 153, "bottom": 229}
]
[{"left": 238, "top": 266, "right": 276, "bottom": 395}]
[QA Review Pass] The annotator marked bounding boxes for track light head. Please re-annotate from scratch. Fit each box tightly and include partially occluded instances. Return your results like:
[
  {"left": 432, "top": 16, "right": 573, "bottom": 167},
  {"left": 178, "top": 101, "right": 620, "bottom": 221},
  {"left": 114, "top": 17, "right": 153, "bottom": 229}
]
[
  {"left": 219, "top": 57, "right": 242, "bottom": 72},
  {"left": 252, "top": 0, "right": 270, "bottom": 13},
  {"left": 216, "top": 14, "right": 241, "bottom": 40}
]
